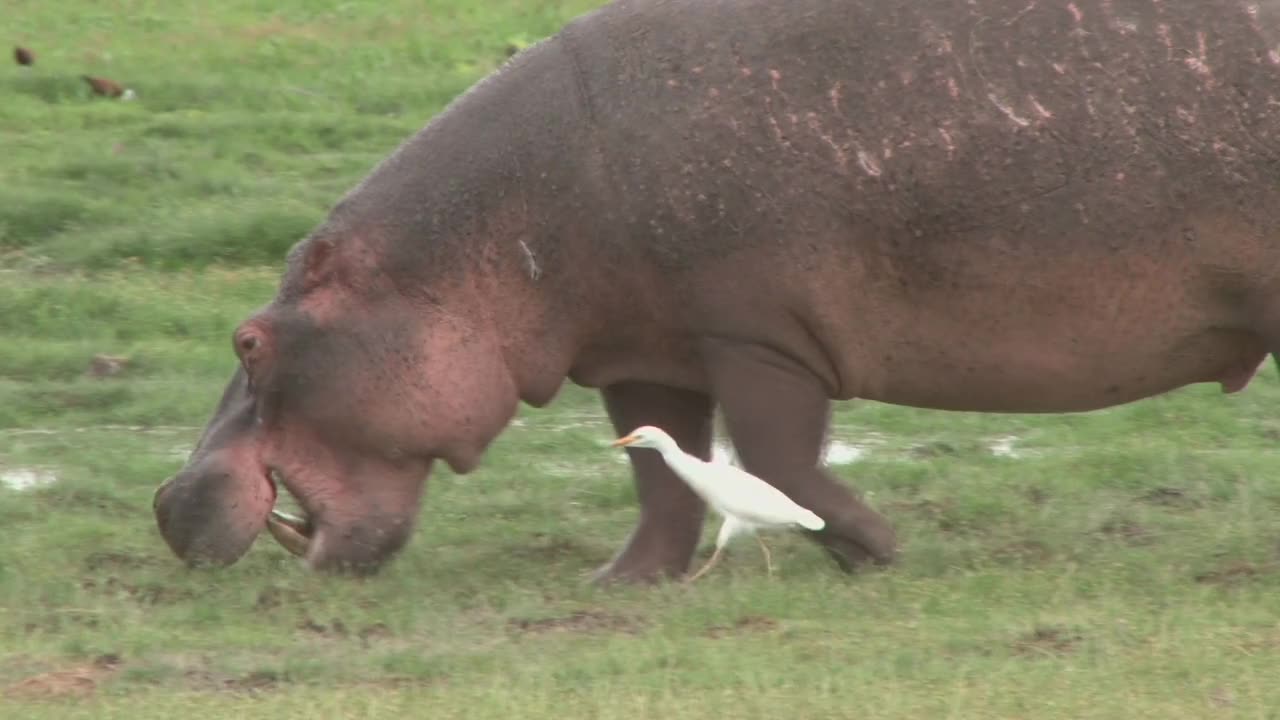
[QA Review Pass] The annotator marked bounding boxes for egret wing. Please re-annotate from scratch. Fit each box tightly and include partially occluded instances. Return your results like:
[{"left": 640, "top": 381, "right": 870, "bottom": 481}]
[{"left": 707, "top": 462, "right": 819, "bottom": 527}]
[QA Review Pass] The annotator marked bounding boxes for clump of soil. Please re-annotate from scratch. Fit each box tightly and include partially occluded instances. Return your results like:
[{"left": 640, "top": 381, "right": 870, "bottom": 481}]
[
  {"left": 1011, "top": 625, "right": 1082, "bottom": 657},
  {"left": 507, "top": 609, "right": 646, "bottom": 636},
  {"left": 2, "top": 653, "right": 123, "bottom": 700},
  {"left": 703, "top": 614, "right": 779, "bottom": 639}
]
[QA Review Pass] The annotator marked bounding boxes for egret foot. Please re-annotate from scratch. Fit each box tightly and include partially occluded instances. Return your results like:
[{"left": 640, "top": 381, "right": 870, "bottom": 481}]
[
  {"left": 685, "top": 546, "right": 725, "bottom": 583},
  {"left": 755, "top": 534, "right": 775, "bottom": 576}
]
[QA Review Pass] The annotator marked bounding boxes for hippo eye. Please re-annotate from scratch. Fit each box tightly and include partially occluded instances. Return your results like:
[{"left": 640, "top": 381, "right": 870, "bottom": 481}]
[{"left": 239, "top": 335, "right": 258, "bottom": 353}]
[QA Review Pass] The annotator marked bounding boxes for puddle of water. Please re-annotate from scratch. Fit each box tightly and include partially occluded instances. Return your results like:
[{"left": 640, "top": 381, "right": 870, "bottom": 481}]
[
  {"left": 1, "top": 468, "right": 58, "bottom": 491},
  {"left": 824, "top": 441, "right": 867, "bottom": 465},
  {"left": 988, "top": 435, "right": 1021, "bottom": 458},
  {"left": 711, "top": 439, "right": 868, "bottom": 466}
]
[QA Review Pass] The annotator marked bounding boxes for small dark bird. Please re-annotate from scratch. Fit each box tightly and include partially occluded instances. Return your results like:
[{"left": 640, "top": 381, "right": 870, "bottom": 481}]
[
  {"left": 81, "top": 74, "right": 136, "bottom": 100},
  {"left": 14, "top": 46, "right": 34, "bottom": 66}
]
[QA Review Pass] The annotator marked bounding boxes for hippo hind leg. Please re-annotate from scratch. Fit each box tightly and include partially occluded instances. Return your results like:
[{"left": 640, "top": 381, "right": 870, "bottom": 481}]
[
  {"left": 704, "top": 340, "right": 897, "bottom": 571},
  {"left": 592, "top": 381, "right": 713, "bottom": 585}
]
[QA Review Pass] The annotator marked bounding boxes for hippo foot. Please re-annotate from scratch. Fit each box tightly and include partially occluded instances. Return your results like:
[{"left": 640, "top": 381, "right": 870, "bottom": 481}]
[{"left": 809, "top": 512, "right": 898, "bottom": 573}]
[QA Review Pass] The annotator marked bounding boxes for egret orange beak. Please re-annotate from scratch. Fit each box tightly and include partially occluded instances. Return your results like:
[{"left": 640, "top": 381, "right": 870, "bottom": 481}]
[{"left": 611, "top": 435, "right": 639, "bottom": 447}]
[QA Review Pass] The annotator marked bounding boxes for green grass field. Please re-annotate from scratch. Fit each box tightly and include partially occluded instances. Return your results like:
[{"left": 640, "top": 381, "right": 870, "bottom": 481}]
[{"left": 5, "top": 1, "right": 1280, "bottom": 717}]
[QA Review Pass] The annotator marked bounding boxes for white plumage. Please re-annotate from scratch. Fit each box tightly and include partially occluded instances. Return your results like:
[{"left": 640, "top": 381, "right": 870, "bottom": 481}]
[{"left": 611, "top": 425, "right": 825, "bottom": 582}]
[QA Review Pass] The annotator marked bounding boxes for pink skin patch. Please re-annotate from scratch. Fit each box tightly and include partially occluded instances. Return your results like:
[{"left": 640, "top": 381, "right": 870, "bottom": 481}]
[
  {"left": 1029, "top": 96, "right": 1053, "bottom": 120},
  {"left": 1067, "top": 3, "right": 1083, "bottom": 23},
  {"left": 1184, "top": 31, "right": 1214, "bottom": 84},
  {"left": 856, "top": 149, "right": 882, "bottom": 177},
  {"left": 938, "top": 126, "right": 956, "bottom": 158}
]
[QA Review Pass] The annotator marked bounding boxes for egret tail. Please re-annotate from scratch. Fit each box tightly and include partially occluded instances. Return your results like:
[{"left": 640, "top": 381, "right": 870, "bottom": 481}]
[{"left": 797, "top": 509, "right": 825, "bottom": 531}]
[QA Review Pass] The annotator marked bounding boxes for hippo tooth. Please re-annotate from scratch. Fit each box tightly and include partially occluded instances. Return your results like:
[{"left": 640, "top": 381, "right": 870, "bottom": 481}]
[{"left": 267, "top": 510, "right": 312, "bottom": 558}]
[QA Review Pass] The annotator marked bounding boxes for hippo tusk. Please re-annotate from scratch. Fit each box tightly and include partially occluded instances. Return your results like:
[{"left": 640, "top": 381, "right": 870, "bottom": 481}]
[{"left": 266, "top": 510, "right": 312, "bottom": 558}]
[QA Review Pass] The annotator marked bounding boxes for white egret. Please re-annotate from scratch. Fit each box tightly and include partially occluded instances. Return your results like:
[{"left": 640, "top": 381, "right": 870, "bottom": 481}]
[{"left": 611, "top": 425, "right": 825, "bottom": 582}]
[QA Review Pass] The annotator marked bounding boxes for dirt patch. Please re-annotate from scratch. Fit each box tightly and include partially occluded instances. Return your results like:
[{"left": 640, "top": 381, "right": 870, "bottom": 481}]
[
  {"left": 83, "top": 550, "right": 155, "bottom": 572},
  {"left": 181, "top": 668, "right": 282, "bottom": 695},
  {"left": 1138, "top": 486, "right": 1202, "bottom": 509},
  {"left": 23, "top": 611, "right": 102, "bottom": 635},
  {"left": 507, "top": 536, "right": 604, "bottom": 563},
  {"left": 255, "top": 585, "right": 305, "bottom": 610},
  {"left": 703, "top": 614, "right": 779, "bottom": 639},
  {"left": 507, "top": 610, "right": 646, "bottom": 636},
  {"left": 881, "top": 497, "right": 954, "bottom": 520},
  {"left": 907, "top": 441, "right": 963, "bottom": 459},
  {"left": 991, "top": 539, "right": 1054, "bottom": 565},
  {"left": 2, "top": 654, "right": 122, "bottom": 701},
  {"left": 1024, "top": 486, "right": 1050, "bottom": 506},
  {"left": 86, "top": 354, "right": 130, "bottom": 378},
  {"left": 1096, "top": 518, "right": 1154, "bottom": 545},
  {"left": 80, "top": 576, "right": 194, "bottom": 605},
  {"left": 1011, "top": 625, "right": 1082, "bottom": 657},
  {"left": 1194, "top": 560, "right": 1280, "bottom": 586}
]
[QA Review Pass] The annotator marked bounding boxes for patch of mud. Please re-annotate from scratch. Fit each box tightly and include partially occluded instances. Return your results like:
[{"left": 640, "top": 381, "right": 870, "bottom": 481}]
[
  {"left": 505, "top": 536, "right": 606, "bottom": 564},
  {"left": 1095, "top": 518, "right": 1154, "bottom": 545},
  {"left": 80, "top": 576, "right": 194, "bottom": 606},
  {"left": 2, "top": 653, "right": 122, "bottom": 701},
  {"left": 222, "top": 670, "right": 280, "bottom": 694},
  {"left": 86, "top": 354, "right": 130, "bottom": 378},
  {"left": 0, "top": 468, "right": 57, "bottom": 491},
  {"left": 1011, "top": 625, "right": 1082, "bottom": 657},
  {"left": 880, "top": 497, "right": 955, "bottom": 523},
  {"left": 1194, "top": 560, "right": 1280, "bottom": 586},
  {"left": 1138, "top": 486, "right": 1202, "bottom": 509},
  {"left": 83, "top": 550, "right": 155, "bottom": 572},
  {"left": 295, "top": 617, "right": 391, "bottom": 645},
  {"left": 702, "top": 614, "right": 779, "bottom": 639},
  {"left": 507, "top": 609, "right": 646, "bottom": 636},
  {"left": 255, "top": 585, "right": 305, "bottom": 610},
  {"left": 990, "top": 539, "right": 1054, "bottom": 565}
]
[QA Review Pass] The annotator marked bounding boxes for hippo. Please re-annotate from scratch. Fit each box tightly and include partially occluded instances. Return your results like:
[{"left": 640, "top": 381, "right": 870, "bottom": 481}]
[{"left": 154, "top": 0, "right": 1280, "bottom": 581}]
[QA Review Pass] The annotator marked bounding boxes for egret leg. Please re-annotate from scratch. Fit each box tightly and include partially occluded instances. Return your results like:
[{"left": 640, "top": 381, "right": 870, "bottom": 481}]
[
  {"left": 754, "top": 534, "right": 774, "bottom": 576},
  {"left": 592, "top": 383, "right": 713, "bottom": 585},
  {"left": 685, "top": 546, "right": 725, "bottom": 583},
  {"left": 704, "top": 339, "right": 898, "bottom": 571},
  {"left": 686, "top": 516, "right": 740, "bottom": 583}
]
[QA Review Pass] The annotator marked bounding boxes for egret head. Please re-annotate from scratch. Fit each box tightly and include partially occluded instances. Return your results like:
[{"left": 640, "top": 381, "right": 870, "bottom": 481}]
[{"left": 610, "top": 425, "right": 676, "bottom": 451}]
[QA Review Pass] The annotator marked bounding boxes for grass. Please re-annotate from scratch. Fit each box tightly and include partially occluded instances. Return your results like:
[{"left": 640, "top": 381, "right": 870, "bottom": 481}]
[{"left": 4, "top": 1, "right": 1280, "bottom": 717}]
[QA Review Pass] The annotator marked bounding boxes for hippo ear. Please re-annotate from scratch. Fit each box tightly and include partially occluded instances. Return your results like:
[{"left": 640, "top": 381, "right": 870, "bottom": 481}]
[{"left": 301, "top": 237, "right": 337, "bottom": 290}]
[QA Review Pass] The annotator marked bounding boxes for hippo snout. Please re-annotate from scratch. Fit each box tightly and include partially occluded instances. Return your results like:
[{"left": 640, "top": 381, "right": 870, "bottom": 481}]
[{"left": 153, "top": 453, "right": 275, "bottom": 568}]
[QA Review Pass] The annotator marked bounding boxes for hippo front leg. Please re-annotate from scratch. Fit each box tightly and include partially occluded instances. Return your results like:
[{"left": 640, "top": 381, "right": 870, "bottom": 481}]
[
  {"left": 705, "top": 340, "right": 898, "bottom": 571},
  {"left": 592, "top": 382, "right": 713, "bottom": 584}
]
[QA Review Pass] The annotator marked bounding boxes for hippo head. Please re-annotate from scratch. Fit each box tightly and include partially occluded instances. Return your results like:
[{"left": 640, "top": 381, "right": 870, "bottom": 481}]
[{"left": 153, "top": 230, "right": 532, "bottom": 574}]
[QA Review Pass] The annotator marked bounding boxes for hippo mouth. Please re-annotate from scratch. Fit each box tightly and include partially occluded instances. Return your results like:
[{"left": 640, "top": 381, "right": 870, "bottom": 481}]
[{"left": 264, "top": 471, "right": 316, "bottom": 558}]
